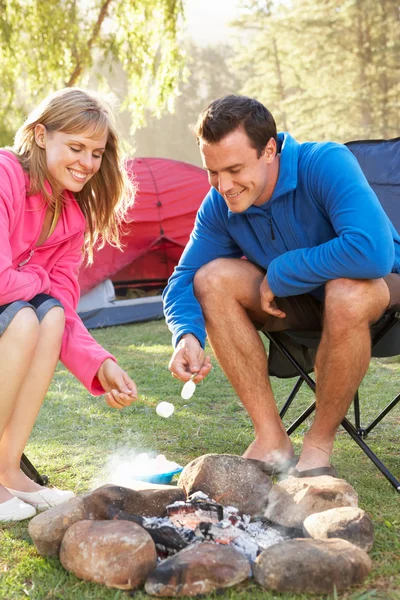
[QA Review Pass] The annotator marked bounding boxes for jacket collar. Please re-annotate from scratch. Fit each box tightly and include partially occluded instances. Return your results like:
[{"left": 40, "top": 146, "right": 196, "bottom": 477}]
[{"left": 226, "top": 132, "right": 300, "bottom": 217}]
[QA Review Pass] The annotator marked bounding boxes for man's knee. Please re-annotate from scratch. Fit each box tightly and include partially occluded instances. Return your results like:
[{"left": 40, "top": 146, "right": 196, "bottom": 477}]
[
  {"left": 194, "top": 258, "right": 238, "bottom": 301},
  {"left": 324, "top": 278, "right": 390, "bottom": 327}
]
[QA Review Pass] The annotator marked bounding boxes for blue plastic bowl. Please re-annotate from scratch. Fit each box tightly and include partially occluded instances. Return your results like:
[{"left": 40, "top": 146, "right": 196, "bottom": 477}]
[{"left": 132, "top": 466, "right": 184, "bottom": 484}]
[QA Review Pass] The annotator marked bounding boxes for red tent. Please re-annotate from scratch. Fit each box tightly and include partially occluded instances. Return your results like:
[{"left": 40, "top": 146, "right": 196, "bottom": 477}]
[{"left": 78, "top": 157, "right": 209, "bottom": 295}]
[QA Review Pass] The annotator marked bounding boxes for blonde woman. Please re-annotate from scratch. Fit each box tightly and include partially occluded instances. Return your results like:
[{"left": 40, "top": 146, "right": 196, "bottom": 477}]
[{"left": 0, "top": 88, "right": 137, "bottom": 522}]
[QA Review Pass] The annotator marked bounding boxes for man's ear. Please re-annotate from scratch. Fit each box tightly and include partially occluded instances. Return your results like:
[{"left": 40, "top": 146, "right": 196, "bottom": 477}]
[
  {"left": 263, "top": 137, "right": 277, "bottom": 164},
  {"left": 34, "top": 124, "right": 46, "bottom": 148}
]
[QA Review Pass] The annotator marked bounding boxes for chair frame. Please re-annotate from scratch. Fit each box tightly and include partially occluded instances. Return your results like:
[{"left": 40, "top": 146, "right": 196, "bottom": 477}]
[
  {"left": 265, "top": 310, "right": 400, "bottom": 493},
  {"left": 20, "top": 454, "right": 48, "bottom": 486}
]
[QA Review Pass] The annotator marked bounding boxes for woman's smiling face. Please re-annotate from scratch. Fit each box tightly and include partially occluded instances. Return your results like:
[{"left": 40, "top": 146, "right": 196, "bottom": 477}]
[{"left": 35, "top": 124, "right": 108, "bottom": 193}]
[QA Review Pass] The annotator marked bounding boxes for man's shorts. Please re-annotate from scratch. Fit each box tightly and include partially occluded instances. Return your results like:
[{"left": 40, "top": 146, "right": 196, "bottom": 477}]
[
  {"left": 259, "top": 274, "right": 400, "bottom": 378},
  {"left": 0, "top": 294, "right": 63, "bottom": 338},
  {"left": 260, "top": 273, "right": 400, "bottom": 334}
]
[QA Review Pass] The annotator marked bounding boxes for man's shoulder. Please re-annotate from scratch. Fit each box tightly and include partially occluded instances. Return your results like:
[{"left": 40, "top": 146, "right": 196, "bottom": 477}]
[
  {"left": 297, "top": 140, "right": 353, "bottom": 174},
  {"left": 298, "top": 139, "right": 348, "bottom": 159}
]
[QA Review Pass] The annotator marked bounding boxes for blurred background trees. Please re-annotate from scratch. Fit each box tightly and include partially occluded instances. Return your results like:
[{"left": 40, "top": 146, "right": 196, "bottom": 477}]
[
  {"left": 0, "top": 0, "right": 399, "bottom": 159},
  {"left": 0, "top": 0, "right": 185, "bottom": 146},
  {"left": 232, "top": 0, "right": 400, "bottom": 141}
]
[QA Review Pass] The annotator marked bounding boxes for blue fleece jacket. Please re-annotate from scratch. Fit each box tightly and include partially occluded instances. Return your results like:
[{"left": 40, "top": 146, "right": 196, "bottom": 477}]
[{"left": 163, "top": 133, "right": 400, "bottom": 348}]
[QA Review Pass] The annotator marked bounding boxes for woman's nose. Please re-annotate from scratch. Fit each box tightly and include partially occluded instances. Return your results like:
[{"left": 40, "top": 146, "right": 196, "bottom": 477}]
[{"left": 78, "top": 152, "right": 93, "bottom": 170}]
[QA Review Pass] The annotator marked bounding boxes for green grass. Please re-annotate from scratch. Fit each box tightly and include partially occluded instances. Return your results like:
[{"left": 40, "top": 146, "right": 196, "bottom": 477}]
[{"left": 1, "top": 320, "right": 399, "bottom": 600}]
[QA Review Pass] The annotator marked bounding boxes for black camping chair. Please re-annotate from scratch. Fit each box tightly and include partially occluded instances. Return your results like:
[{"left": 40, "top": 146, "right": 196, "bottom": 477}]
[
  {"left": 265, "top": 137, "right": 400, "bottom": 493},
  {"left": 20, "top": 453, "right": 48, "bottom": 485}
]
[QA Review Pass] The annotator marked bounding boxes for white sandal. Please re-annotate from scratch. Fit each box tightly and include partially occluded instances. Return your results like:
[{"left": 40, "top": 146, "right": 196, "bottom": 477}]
[
  {"left": 6, "top": 487, "right": 75, "bottom": 510},
  {"left": 0, "top": 496, "right": 37, "bottom": 522}
]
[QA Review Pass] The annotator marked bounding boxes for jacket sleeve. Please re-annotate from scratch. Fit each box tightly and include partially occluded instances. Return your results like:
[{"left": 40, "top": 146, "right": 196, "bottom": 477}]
[
  {"left": 48, "top": 233, "right": 116, "bottom": 395},
  {"left": 267, "top": 144, "right": 395, "bottom": 297},
  {"left": 0, "top": 161, "right": 51, "bottom": 304},
  {"left": 163, "top": 189, "right": 242, "bottom": 348}
]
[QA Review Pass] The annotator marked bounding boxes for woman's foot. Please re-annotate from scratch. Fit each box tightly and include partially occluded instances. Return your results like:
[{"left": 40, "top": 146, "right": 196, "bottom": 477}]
[
  {"left": 0, "top": 484, "right": 36, "bottom": 521},
  {"left": 0, "top": 467, "right": 43, "bottom": 492},
  {"left": 5, "top": 486, "right": 75, "bottom": 509},
  {"left": 0, "top": 468, "right": 74, "bottom": 509}
]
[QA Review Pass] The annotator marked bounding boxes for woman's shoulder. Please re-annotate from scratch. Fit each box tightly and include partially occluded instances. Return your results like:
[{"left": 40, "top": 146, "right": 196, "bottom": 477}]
[
  {"left": 0, "top": 149, "right": 26, "bottom": 198},
  {"left": 0, "top": 148, "right": 22, "bottom": 169}
]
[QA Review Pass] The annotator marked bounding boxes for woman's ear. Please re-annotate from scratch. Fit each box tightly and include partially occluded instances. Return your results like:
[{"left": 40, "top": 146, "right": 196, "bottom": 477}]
[{"left": 34, "top": 124, "right": 46, "bottom": 148}]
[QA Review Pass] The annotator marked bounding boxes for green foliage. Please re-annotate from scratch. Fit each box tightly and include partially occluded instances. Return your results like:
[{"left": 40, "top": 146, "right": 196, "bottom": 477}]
[
  {"left": 134, "top": 42, "right": 244, "bottom": 164},
  {"left": 233, "top": 0, "right": 400, "bottom": 142},
  {"left": 0, "top": 0, "right": 186, "bottom": 146},
  {"left": 0, "top": 319, "right": 399, "bottom": 598}
]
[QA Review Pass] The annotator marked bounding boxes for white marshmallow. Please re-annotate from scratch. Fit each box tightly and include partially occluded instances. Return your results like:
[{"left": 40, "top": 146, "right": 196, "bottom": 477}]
[
  {"left": 156, "top": 401, "right": 175, "bottom": 418},
  {"left": 181, "top": 379, "right": 196, "bottom": 400}
]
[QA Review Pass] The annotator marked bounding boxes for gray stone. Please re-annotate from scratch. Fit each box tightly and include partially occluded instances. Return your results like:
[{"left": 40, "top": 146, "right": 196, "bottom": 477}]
[
  {"left": 264, "top": 475, "right": 358, "bottom": 528},
  {"left": 60, "top": 519, "right": 157, "bottom": 590},
  {"left": 303, "top": 506, "right": 374, "bottom": 552},
  {"left": 254, "top": 538, "right": 372, "bottom": 594},
  {"left": 84, "top": 484, "right": 185, "bottom": 519},
  {"left": 145, "top": 541, "right": 251, "bottom": 596},
  {"left": 178, "top": 454, "right": 272, "bottom": 516},
  {"left": 28, "top": 483, "right": 184, "bottom": 556},
  {"left": 28, "top": 497, "right": 87, "bottom": 556}
]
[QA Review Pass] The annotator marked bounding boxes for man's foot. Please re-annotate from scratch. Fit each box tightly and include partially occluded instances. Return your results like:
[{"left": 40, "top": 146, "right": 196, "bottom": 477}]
[
  {"left": 294, "top": 439, "right": 333, "bottom": 475},
  {"left": 247, "top": 455, "right": 299, "bottom": 476},
  {"left": 291, "top": 465, "right": 338, "bottom": 478},
  {"left": 242, "top": 437, "right": 296, "bottom": 472}
]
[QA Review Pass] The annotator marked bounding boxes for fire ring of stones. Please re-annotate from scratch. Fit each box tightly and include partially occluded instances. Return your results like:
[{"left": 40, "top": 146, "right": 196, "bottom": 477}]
[{"left": 28, "top": 454, "right": 374, "bottom": 596}]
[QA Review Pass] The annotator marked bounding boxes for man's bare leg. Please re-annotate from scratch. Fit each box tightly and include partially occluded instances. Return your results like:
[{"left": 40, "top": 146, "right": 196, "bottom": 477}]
[
  {"left": 194, "top": 258, "right": 294, "bottom": 465},
  {"left": 296, "top": 277, "right": 390, "bottom": 472}
]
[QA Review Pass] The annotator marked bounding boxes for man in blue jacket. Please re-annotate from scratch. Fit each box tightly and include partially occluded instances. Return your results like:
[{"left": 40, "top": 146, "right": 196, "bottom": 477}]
[{"left": 163, "top": 95, "right": 400, "bottom": 477}]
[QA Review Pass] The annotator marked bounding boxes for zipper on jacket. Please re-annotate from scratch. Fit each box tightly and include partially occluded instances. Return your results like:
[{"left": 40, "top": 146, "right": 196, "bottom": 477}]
[
  {"left": 269, "top": 216, "right": 276, "bottom": 241},
  {"left": 18, "top": 249, "right": 34, "bottom": 268}
]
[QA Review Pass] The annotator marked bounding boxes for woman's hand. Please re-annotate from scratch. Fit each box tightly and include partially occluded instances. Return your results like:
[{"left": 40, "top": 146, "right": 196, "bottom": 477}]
[{"left": 97, "top": 358, "right": 138, "bottom": 409}]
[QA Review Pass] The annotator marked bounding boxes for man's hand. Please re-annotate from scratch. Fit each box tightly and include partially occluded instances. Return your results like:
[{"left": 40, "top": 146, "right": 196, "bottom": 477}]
[
  {"left": 260, "top": 276, "right": 286, "bottom": 318},
  {"left": 97, "top": 358, "right": 138, "bottom": 409},
  {"left": 168, "top": 334, "right": 212, "bottom": 383}
]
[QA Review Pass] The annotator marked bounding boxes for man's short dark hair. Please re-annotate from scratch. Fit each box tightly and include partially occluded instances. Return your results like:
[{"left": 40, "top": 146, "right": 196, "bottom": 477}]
[{"left": 193, "top": 95, "right": 277, "bottom": 157}]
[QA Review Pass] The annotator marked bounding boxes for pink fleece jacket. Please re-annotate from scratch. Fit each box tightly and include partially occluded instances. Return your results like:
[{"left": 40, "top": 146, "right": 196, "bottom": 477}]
[{"left": 0, "top": 149, "right": 116, "bottom": 395}]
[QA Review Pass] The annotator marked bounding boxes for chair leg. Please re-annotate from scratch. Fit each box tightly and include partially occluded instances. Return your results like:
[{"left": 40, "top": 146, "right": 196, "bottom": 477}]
[
  {"left": 363, "top": 393, "right": 400, "bottom": 437},
  {"left": 353, "top": 391, "right": 361, "bottom": 430},
  {"left": 279, "top": 377, "right": 304, "bottom": 418},
  {"left": 20, "top": 454, "right": 48, "bottom": 486},
  {"left": 341, "top": 418, "right": 400, "bottom": 492}
]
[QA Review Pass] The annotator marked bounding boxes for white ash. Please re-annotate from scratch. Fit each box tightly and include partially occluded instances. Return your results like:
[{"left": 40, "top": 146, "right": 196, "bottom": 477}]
[
  {"left": 187, "top": 491, "right": 209, "bottom": 501},
  {"left": 148, "top": 491, "right": 288, "bottom": 562}
]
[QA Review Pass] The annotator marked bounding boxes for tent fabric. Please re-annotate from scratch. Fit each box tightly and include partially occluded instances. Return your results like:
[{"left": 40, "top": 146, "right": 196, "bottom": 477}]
[{"left": 78, "top": 157, "right": 209, "bottom": 295}]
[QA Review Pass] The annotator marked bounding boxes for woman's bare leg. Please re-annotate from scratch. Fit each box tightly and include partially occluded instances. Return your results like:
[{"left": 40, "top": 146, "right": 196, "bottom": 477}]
[
  {"left": 0, "top": 308, "right": 39, "bottom": 502},
  {"left": 0, "top": 307, "right": 65, "bottom": 493}
]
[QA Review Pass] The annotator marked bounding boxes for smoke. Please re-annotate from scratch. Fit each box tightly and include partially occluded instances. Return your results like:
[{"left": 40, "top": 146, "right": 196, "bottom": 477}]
[{"left": 90, "top": 449, "right": 182, "bottom": 490}]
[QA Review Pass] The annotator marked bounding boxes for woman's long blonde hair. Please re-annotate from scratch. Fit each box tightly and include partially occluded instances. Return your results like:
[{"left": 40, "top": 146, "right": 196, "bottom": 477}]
[{"left": 13, "top": 87, "right": 135, "bottom": 262}]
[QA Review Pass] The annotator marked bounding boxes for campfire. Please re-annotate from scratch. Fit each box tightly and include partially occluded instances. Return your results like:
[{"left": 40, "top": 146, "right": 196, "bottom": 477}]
[
  {"left": 28, "top": 453, "right": 374, "bottom": 596},
  {"left": 110, "top": 491, "right": 294, "bottom": 563}
]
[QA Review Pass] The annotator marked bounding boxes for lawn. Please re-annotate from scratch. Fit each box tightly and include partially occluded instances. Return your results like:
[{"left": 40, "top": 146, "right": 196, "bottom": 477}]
[{"left": 1, "top": 319, "right": 399, "bottom": 600}]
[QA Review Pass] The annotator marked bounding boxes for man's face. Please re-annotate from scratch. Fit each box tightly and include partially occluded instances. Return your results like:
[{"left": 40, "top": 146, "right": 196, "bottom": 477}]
[{"left": 200, "top": 127, "right": 277, "bottom": 213}]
